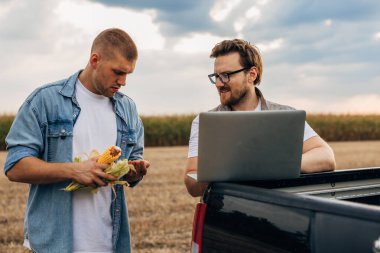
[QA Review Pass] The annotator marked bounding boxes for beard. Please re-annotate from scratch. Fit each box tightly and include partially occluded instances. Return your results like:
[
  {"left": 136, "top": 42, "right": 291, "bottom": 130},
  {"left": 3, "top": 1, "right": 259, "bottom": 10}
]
[
  {"left": 220, "top": 85, "right": 249, "bottom": 108},
  {"left": 93, "top": 78, "right": 113, "bottom": 97}
]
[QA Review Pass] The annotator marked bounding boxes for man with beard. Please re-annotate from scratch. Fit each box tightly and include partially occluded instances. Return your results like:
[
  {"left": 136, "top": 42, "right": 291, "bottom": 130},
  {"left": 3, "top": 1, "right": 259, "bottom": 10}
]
[
  {"left": 184, "top": 39, "right": 336, "bottom": 197},
  {"left": 4, "top": 28, "right": 150, "bottom": 253}
]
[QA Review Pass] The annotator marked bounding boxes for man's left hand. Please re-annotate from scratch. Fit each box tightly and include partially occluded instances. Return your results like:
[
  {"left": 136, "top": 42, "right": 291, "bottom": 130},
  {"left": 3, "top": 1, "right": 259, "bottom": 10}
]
[{"left": 126, "top": 160, "right": 150, "bottom": 183}]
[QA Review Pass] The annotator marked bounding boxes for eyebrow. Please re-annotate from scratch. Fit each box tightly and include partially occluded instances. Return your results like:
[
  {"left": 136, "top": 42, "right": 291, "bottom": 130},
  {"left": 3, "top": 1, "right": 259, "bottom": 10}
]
[{"left": 112, "top": 68, "right": 128, "bottom": 75}]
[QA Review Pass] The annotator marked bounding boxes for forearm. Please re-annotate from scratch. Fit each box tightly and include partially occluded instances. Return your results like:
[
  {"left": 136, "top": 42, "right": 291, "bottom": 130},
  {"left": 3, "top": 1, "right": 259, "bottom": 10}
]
[
  {"left": 184, "top": 157, "right": 209, "bottom": 197},
  {"left": 184, "top": 175, "right": 208, "bottom": 197},
  {"left": 6, "top": 156, "right": 75, "bottom": 184},
  {"left": 301, "top": 147, "right": 336, "bottom": 173}
]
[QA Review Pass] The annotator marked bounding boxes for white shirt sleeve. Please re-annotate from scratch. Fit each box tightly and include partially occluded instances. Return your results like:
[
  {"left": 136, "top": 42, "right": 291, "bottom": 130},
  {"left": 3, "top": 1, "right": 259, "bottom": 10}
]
[
  {"left": 187, "top": 115, "right": 317, "bottom": 158},
  {"left": 304, "top": 121, "right": 317, "bottom": 141},
  {"left": 188, "top": 115, "right": 200, "bottom": 158}
]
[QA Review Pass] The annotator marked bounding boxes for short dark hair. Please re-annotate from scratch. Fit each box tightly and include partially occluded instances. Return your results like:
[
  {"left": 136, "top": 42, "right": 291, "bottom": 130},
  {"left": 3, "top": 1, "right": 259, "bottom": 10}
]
[
  {"left": 210, "top": 39, "right": 262, "bottom": 85},
  {"left": 91, "top": 28, "right": 138, "bottom": 61}
]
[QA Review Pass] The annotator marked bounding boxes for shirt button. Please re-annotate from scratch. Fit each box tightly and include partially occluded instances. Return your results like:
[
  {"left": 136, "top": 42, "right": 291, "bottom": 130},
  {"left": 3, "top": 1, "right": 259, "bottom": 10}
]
[{"left": 60, "top": 129, "right": 67, "bottom": 139}]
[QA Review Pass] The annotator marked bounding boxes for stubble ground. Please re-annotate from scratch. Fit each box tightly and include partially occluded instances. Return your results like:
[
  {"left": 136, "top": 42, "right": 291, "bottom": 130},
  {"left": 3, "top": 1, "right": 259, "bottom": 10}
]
[{"left": 1, "top": 141, "right": 380, "bottom": 253}]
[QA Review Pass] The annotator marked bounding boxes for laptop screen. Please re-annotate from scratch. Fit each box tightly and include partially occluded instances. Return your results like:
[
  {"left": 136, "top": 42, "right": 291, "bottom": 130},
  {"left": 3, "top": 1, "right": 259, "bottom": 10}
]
[{"left": 197, "top": 110, "right": 305, "bottom": 182}]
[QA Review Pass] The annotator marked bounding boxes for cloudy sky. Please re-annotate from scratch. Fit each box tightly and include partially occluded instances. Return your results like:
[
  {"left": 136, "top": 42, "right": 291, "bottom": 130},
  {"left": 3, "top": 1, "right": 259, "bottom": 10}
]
[{"left": 0, "top": 0, "right": 379, "bottom": 115}]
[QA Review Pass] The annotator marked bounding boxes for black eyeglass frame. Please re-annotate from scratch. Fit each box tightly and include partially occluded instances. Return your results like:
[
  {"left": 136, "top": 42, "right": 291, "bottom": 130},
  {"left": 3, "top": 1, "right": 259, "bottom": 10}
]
[{"left": 208, "top": 66, "right": 252, "bottom": 84}]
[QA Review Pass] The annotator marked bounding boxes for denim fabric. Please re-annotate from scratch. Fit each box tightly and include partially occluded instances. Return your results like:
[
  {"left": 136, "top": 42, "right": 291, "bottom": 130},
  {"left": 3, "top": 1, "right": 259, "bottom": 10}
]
[{"left": 4, "top": 71, "right": 144, "bottom": 253}]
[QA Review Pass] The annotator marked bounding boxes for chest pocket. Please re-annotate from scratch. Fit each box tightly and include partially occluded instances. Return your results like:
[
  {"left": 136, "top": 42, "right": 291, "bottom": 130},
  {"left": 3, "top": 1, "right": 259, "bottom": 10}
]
[
  {"left": 120, "top": 130, "right": 137, "bottom": 159},
  {"left": 46, "top": 121, "right": 73, "bottom": 162}
]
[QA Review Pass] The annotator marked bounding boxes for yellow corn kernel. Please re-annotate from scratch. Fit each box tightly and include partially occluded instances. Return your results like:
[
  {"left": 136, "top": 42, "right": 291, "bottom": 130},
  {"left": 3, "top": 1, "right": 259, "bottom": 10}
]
[{"left": 97, "top": 145, "right": 121, "bottom": 164}]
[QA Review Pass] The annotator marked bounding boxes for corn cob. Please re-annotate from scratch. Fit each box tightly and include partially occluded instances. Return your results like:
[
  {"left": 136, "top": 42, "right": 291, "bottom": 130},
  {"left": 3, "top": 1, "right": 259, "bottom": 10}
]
[{"left": 97, "top": 145, "right": 121, "bottom": 164}]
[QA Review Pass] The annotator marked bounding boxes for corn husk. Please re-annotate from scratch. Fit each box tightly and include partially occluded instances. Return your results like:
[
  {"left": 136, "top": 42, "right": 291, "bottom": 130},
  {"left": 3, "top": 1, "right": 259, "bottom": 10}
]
[{"left": 63, "top": 153, "right": 134, "bottom": 193}]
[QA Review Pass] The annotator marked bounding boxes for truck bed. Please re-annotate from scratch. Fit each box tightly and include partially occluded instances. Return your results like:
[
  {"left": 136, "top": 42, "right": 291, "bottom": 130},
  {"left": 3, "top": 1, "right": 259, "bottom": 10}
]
[{"left": 200, "top": 167, "right": 380, "bottom": 253}]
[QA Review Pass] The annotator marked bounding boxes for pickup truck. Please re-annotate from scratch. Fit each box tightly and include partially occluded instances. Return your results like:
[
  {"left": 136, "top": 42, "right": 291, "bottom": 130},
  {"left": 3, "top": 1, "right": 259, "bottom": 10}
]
[{"left": 191, "top": 167, "right": 380, "bottom": 253}]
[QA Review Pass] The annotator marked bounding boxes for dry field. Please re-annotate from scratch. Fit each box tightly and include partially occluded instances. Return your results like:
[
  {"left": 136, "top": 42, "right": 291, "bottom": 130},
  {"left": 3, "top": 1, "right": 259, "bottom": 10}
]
[{"left": 1, "top": 141, "right": 380, "bottom": 253}]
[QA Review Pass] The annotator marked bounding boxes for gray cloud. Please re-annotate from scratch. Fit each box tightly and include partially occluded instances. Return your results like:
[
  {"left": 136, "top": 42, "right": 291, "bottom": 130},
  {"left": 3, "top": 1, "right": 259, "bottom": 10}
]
[
  {"left": 89, "top": 1, "right": 380, "bottom": 65},
  {"left": 90, "top": 0, "right": 216, "bottom": 36},
  {"left": 90, "top": 1, "right": 380, "bottom": 35},
  {"left": 276, "top": 1, "right": 380, "bottom": 25},
  {"left": 239, "top": 1, "right": 380, "bottom": 67}
]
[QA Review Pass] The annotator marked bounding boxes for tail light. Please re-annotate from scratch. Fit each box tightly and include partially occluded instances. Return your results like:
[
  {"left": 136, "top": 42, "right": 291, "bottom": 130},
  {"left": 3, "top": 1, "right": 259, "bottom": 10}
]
[{"left": 191, "top": 202, "right": 207, "bottom": 253}]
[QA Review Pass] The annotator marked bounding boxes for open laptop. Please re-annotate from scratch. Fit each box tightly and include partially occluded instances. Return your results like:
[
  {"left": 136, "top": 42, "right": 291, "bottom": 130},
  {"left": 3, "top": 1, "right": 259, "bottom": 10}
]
[{"left": 195, "top": 110, "right": 305, "bottom": 182}]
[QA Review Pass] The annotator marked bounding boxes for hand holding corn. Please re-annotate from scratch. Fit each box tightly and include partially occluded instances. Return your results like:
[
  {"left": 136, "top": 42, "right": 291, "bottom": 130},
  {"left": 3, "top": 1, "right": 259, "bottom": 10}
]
[
  {"left": 63, "top": 145, "right": 135, "bottom": 192},
  {"left": 126, "top": 159, "right": 151, "bottom": 182}
]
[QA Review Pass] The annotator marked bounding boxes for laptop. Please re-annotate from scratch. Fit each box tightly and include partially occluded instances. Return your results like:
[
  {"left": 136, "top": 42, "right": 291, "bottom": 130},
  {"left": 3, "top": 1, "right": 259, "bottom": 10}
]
[{"left": 196, "top": 110, "right": 305, "bottom": 182}]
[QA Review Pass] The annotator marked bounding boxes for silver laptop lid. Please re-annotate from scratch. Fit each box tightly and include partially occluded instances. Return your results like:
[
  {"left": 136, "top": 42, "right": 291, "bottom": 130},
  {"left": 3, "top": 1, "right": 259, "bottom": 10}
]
[{"left": 197, "top": 110, "right": 305, "bottom": 182}]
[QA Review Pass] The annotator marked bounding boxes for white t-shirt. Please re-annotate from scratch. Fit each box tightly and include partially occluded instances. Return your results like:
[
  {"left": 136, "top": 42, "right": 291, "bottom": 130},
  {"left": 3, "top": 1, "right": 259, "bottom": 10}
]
[
  {"left": 72, "top": 79, "right": 117, "bottom": 253},
  {"left": 188, "top": 99, "right": 317, "bottom": 158}
]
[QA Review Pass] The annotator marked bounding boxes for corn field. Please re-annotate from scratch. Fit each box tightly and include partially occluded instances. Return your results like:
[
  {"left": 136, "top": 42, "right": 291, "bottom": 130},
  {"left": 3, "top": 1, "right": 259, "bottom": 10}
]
[{"left": 1, "top": 114, "right": 380, "bottom": 150}]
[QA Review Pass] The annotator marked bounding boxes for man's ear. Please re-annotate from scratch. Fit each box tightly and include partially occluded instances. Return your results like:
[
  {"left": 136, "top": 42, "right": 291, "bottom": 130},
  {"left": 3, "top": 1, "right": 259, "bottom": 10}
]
[
  {"left": 248, "top": 67, "right": 258, "bottom": 84},
  {"left": 89, "top": 53, "right": 100, "bottom": 69}
]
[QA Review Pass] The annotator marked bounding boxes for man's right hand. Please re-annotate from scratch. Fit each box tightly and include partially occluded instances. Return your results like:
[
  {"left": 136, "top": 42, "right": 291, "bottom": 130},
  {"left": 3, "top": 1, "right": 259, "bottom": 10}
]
[{"left": 70, "top": 156, "right": 118, "bottom": 187}]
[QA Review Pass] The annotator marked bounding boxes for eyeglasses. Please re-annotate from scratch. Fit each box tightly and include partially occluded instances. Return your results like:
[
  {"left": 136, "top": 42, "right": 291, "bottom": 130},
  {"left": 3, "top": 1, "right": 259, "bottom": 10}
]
[{"left": 208, "top": 67, "right": 251, "bottom": 84}]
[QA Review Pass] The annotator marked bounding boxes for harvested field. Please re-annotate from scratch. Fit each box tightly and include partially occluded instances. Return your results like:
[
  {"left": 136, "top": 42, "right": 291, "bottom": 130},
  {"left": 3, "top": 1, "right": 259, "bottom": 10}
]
[{"left": 1, "top": 141, "right": 380, "bottom": 253}]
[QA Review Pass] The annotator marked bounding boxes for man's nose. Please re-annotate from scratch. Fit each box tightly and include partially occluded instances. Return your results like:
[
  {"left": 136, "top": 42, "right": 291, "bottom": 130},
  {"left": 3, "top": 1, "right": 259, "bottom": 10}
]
[
  {"left": 117, "top": 75, "right": 127, "bottom": 86},
  {"left": 215, "top": 77, "right": 226, "bottom": 87}
]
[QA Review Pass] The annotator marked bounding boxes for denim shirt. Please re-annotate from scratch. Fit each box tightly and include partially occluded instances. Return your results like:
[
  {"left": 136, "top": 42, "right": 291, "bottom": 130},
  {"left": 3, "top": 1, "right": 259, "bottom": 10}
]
[{"left": 4, "top": 71, "right": 144, "bottom": 253}]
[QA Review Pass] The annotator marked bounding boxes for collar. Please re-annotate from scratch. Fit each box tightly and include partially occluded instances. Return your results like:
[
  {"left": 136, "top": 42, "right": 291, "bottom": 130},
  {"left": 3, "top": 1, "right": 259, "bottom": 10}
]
[
  {"left": 59, "top": 70, "right": 81, "bottom": 98},
  {"left": 255, "top": 87, "right": 269, "bottom": 110},
  {"left": 59, "top": 70, "right": 124, "bottom": 102}
]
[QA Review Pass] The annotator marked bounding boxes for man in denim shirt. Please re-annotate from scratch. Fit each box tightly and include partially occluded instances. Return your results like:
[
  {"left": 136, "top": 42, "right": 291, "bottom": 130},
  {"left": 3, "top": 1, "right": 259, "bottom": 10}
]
[{"left": 4, "top": 28, "right": 150, "bottom": 253}]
